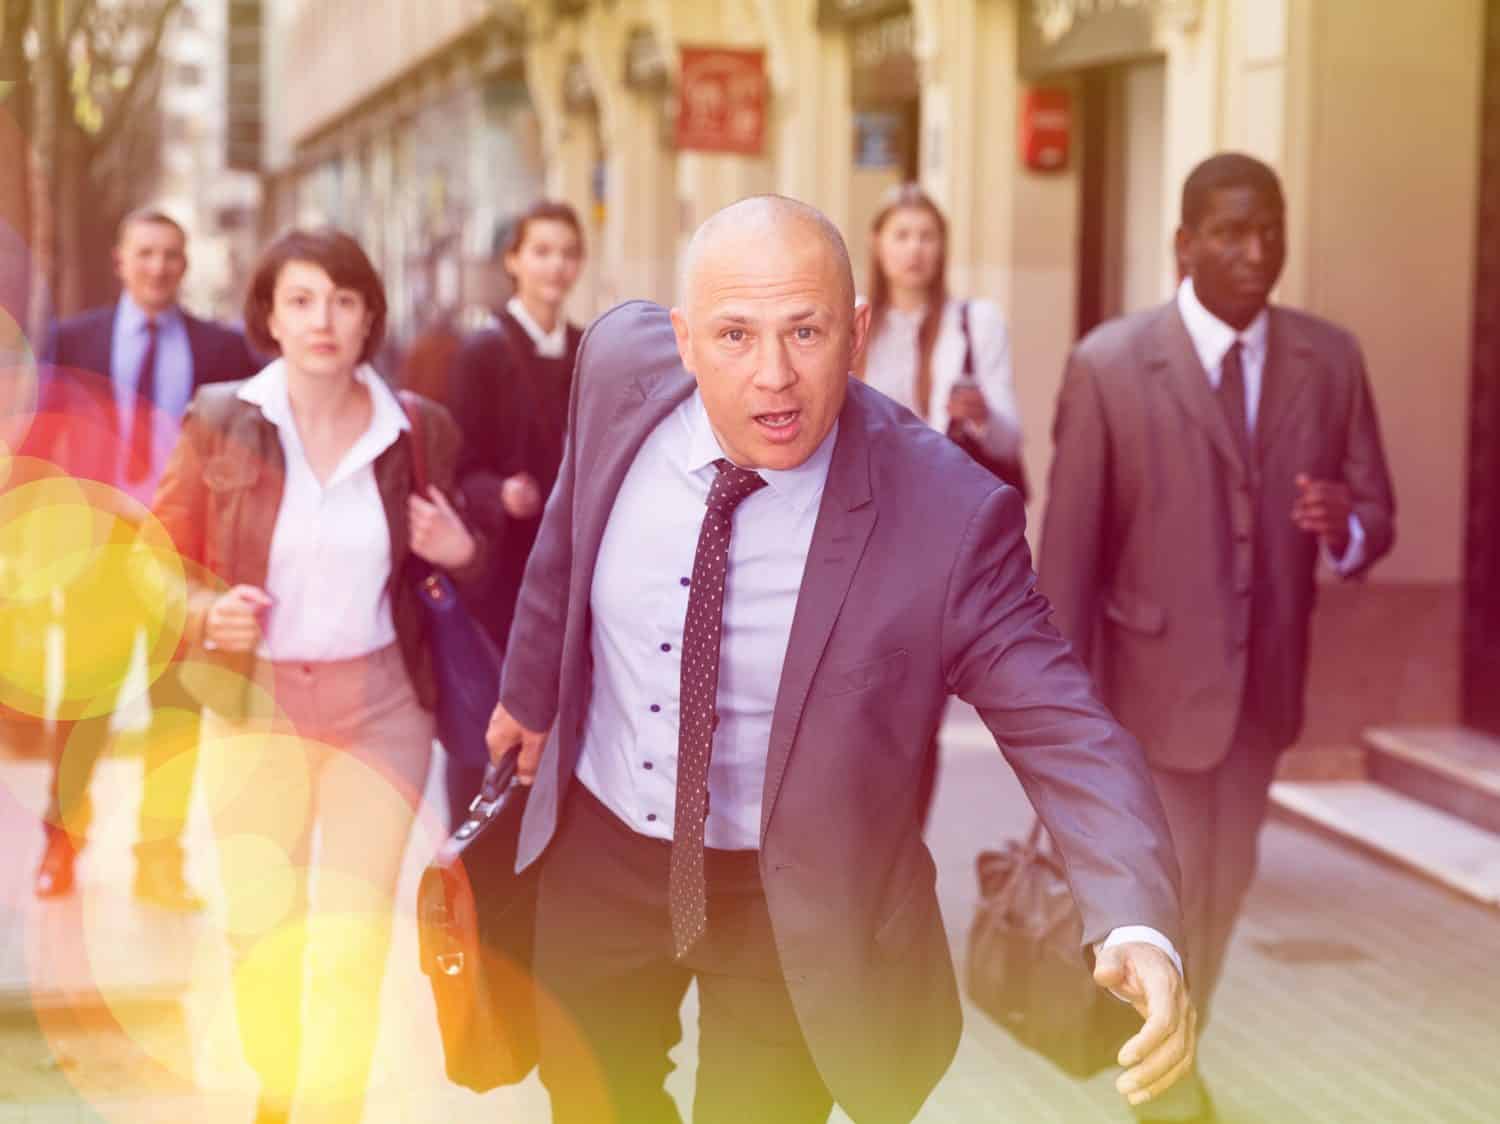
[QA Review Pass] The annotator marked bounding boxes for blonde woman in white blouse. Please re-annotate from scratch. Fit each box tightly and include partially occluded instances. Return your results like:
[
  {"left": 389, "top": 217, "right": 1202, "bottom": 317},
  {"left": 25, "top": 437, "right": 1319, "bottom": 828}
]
[
  {"left": 857, "top": 183, "right": 1026, "bottom": 824},
  {"left": 857, "top": 183, "right": 1023, "bottom": 485}
]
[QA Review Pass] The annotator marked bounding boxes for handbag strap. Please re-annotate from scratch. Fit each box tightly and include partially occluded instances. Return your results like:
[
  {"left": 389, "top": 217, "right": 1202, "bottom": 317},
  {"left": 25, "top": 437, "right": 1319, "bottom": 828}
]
[
  {"left": 959, "top": 300, "right": 975, "bottom": 378},
  {"left": 397, "top": 389, "right": 431, "bottom": 494},
  {"left": 988, "top": 816, "right": 1053, "bottom": 914}
]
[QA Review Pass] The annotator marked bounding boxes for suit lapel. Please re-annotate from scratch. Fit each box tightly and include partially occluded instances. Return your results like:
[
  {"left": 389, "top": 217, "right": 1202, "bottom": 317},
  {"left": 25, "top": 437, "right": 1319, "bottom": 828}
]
[
  {"left": 759, "top": 388, "right": 877, "bottom": 842},
  {"left": 181, "top": 312, "right": 208, "bottom": 388},
  {"left": 1254, "top": 307, "right": 1315, "bottom": 460},
  {"left": 89, "top": 306, "right": 117, "bottom": 382},
  {"left": 1149, "top": 303, "right": 1250, "bottom": 485},
  {"left": 574, "top": 366, "right": 697, "bottom": 594}
]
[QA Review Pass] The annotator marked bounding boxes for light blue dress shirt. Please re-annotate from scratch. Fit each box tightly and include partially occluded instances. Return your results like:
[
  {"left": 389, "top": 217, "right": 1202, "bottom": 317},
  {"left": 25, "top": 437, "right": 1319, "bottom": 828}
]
[
  {"left": 575, "top": 391, "right": 836, "bottom": 851},
  {"left": 111, "top": 295, "right": 194, "bottom": 504},
  {"left": 573, "top": 388, "right": 1181, "bottom": 975}
]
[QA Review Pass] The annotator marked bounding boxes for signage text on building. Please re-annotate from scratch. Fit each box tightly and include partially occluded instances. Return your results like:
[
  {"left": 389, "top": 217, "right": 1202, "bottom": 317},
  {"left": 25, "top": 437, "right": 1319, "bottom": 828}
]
[{"left": 675, "top": 46, "right": 767, "bottom": 157}]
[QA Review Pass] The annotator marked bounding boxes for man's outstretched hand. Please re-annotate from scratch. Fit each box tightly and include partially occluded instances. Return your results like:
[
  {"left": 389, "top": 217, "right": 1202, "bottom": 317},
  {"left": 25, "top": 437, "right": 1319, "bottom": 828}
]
[
  {"left": 1094, "top": 941, "right": 1197, "bottom": 1107},
  {"left": 484, "top": 702, "right": 549, "bottom": 785}
]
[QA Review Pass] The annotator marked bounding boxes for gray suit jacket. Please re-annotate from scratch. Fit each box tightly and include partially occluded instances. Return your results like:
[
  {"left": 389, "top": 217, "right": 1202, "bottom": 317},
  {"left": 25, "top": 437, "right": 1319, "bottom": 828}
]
[
  {"left": 501, "top": 301, "right": 1181, "bottom": 1122},
  {"left": 1039, "top": 301, "right": 1396, "bottom": 772}
]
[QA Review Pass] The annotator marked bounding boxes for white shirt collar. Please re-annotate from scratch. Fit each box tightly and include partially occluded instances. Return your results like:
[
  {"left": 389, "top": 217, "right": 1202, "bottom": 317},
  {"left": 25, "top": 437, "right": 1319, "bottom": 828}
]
[
  {"left": 237, "top": 358, "right": 410, "bottom": 485},
  {"left": 506, "top": 297, "right": 569, "bottom": 359},
  {"left": 681, "top": 390, "right": 836, "bottom": 518},
  {"left": 1176, "top": 277, "right": 1269, "bottom": 374},
  {"left": 117, "top": 293, "right": 182, "bottom": 334}
]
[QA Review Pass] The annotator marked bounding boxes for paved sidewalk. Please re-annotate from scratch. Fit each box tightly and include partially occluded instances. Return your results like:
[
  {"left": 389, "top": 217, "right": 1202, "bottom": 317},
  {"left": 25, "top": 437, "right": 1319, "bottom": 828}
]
[{"left": 3, "top": 707, "right": 1499, "bottom": 1122}]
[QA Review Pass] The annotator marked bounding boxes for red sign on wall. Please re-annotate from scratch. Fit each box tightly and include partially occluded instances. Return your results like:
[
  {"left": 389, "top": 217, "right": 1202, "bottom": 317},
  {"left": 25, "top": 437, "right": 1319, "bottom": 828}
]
[
  {"left": 1019, "top": 88, "right": 1072, "bottom": 172},
  {"left": 675, "top": 46, "right": 767, "bottom": 156}
]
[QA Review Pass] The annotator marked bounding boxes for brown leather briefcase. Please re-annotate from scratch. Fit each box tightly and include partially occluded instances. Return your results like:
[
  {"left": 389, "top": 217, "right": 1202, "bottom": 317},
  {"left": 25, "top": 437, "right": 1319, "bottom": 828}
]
[{"left": 417, "top": 758, "right": 540, "bottom": 1091}]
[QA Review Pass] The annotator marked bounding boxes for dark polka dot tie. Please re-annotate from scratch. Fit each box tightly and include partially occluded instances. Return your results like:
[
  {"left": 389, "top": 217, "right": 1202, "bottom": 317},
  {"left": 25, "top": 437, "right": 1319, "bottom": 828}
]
[{"left": 669, "top": 458, "right": 767, "bottom": 958}]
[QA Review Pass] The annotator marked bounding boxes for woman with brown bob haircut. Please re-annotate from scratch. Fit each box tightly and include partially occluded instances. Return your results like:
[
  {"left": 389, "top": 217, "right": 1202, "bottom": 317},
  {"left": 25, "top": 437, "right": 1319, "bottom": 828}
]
[{"left": 151, "top": 227, "right": 486, "bottom": 1124}]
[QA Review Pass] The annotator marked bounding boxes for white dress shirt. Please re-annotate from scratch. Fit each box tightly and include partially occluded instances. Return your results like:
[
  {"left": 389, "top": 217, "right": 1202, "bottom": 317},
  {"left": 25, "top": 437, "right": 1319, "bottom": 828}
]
[
  {"left": 576, "top": 389, "right": 1181, "bottom": 974},
  {"left": 237, "top": 359, "right": 409, "bottom": 662},
  {"left": 1176, "top": 278, "right": 1366, "bottom": 575},
  {"left": 576, "top": 391, "right": 833, "bottom": 849},
  {"left": 860, "top": 297, "right": 1021, "bottom": 460},
  {"left": 506, "top": 297, "right": 568, "bottom": 358}
]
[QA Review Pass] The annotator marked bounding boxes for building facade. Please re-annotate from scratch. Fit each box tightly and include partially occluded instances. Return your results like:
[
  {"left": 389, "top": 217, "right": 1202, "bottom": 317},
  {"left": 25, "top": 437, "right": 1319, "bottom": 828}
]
[
  {"left": 251, "top": 0, "right": 1494, "bottom": 754},
  {"left": 258, "top": 0, "right": 544, "bottom": 344},
  {"left": 156, "top": 0, "right": 262, "bottom": 321}
]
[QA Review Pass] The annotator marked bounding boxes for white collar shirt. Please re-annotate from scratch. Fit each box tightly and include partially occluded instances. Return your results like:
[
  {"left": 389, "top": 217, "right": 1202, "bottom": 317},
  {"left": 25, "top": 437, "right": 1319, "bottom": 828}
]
[
  {"left": 236, "top": 358, "right": 410, "bottom": 661},
  {"left": 574, "top": 390, "right": 837, "bottom": 850},
  {"left": 1176, "top": 276, "right": 1270, "bottom": 430},
  {"left": 506, "top": 297, "right": 568, "bottom": 359}
]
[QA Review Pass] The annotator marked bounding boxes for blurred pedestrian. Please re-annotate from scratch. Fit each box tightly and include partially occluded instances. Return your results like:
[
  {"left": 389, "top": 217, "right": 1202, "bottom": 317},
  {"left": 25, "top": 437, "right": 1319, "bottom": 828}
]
[
  {"left": 1039, "top": 152, "right": 1396, "bottom": 1124},
  {"left": 396, "top": 308, "right": 462, "bottom": 405},
  {"left": 445, "top": 200, "right": 585, "bottom": 828},
  {"left": 857, "top": 183, "right": 1023, "bottom": 488},
  {"left": 29, "top": 207, "right": 259, "bottom": 906},
  {"left": 857, "top": 183, "right": 1025, "bottom": 822},
  {"left": 151, "top": 228, "right": 485, "bottom": 1124}
]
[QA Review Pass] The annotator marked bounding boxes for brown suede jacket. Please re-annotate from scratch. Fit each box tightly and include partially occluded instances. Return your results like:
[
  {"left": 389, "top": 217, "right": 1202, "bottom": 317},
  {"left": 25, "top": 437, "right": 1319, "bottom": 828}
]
[{"left": 148, "top": 378, "right": 488, "bottom": 719}]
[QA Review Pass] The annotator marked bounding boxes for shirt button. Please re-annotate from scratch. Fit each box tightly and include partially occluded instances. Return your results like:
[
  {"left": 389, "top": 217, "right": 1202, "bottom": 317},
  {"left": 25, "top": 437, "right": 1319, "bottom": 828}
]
[
  {"left": 643, "top": 761, "right": 654, "bottom": 771},
  {"left": 660, "top": 642, "right": 672, "bottom": 653},
  {"left": 680, "top": 577, "right": 690, "bottom": 587},
  {"left": 650, "top": 704, "right": 661, "bottom": 713},
  {"left": 646, "top": 813, "right": 658, "bottom": 822}
]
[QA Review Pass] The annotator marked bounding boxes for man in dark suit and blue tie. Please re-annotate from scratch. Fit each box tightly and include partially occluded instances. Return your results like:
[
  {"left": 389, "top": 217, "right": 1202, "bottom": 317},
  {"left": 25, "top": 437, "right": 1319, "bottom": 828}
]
[
  {"left": 31, "top": 207, "right": 259, "bottom": 907},
  {"left": 486, "top": 195, "right": 1196, "bottom": 1123}
]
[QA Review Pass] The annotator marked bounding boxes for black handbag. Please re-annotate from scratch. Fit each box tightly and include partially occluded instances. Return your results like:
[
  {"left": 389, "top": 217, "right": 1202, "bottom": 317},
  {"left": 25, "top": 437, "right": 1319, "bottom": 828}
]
[
  {"left": 417, "top": 755, "right": 541, "bottom": 1090},
  {"left": 950, "top": 301, "right": 1030, "bottom": 503},
  {"left": 965, "top": 819, "right": 1141, "bottom": 1077},
  {"left": 397, "top": 391, "right": 501, "bottom": 770}
]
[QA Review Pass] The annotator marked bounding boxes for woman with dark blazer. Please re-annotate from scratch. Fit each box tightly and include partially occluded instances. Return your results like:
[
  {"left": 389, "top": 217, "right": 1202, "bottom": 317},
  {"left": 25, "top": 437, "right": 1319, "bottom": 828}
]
[
  {"left": 446, "top": 200, "right": 586, "bottom": 826},
  {"left": 151, "top": 228, "right": 484, "bottom": 1124}
]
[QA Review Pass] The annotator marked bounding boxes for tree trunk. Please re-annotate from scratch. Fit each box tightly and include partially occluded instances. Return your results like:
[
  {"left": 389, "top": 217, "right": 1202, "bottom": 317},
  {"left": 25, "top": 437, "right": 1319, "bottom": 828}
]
[
  {"left": 0, "top": 1, "right": 34, "bottom": 347},
  {"left": 26, "top": 0, "right": 58, "bottom": 348}
]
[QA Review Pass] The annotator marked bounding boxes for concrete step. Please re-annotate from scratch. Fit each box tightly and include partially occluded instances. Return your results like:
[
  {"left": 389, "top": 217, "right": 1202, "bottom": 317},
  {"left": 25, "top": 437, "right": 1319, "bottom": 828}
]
[
  {"left": 1269, "top": 779, "right": 1500, "bottom": 909},
  {"left": 1362, "top": 725, "right": 1500, "bottom": 836}
]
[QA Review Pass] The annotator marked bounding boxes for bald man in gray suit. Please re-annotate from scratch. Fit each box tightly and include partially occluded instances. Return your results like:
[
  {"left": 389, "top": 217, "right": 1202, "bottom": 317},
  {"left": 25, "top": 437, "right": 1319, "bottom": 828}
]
[{"left": 487, "top": 195, "right": 1194, "bottom": 1123}]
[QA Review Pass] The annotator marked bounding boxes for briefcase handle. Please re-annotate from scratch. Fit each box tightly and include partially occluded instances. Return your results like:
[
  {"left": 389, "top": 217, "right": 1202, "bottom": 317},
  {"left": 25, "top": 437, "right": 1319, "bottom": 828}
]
[
  {"left": 989, "top": 817, "right": 1057, "bottom": 914},
  {"left": 452, "top": 752, "right": 520, "bottom": 842}
]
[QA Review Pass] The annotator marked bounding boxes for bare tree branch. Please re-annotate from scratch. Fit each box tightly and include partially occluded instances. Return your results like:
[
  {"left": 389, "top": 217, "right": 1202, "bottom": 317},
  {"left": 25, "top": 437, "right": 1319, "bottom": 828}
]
[
  {"left": 93, "top": 0, "right": 179, "bottom": 146},
  {"left": 62, "top": 0, "right": 98, "bottom": 52}
]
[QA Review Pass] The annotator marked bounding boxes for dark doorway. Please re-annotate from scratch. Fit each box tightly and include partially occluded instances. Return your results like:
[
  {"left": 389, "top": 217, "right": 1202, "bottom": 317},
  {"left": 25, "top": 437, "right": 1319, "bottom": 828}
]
[
  {"left": 1075, "top": 59, "right": 1167, "bottom": 340},
  {"left": 1463, "top": 0, "right": 1500, "bottom": 735}
]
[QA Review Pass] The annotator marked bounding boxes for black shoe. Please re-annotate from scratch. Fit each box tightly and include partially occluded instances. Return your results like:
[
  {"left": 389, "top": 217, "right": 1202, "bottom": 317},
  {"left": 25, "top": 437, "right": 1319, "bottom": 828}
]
[
  {"left": 34, "top": 826, "right": 77, "bottom": 898},
  {"left": 133, "top": 844, "right": 204, "bottom": 912}
]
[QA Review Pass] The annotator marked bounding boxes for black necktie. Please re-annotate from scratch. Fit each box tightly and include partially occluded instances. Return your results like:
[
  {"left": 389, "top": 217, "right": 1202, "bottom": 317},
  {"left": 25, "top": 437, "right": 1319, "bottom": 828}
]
[
  {"left": 1217, "top": 340, "right": 1252, "bottom": 464},
  {"left": 669, "top": 458, "right": 767, "bottom": 958},
  {"left": 127, "top": 318, "right": 159, "bottom": 483}
]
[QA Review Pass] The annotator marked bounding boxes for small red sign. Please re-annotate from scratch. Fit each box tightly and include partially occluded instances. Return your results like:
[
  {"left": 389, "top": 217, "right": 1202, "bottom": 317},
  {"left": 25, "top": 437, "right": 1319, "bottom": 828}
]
[
  {"left": 1020, "top": 87, "right": 1072, "bottom": 172},
  {"left": 676, "top": 46, "right": 767, "bottom": 156}
]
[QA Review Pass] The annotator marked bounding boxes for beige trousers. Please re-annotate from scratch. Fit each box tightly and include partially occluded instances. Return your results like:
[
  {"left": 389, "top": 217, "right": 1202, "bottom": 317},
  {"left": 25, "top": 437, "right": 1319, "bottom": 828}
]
[{"left": 198, "top": 643, "right": 433, "bottom": 1124}]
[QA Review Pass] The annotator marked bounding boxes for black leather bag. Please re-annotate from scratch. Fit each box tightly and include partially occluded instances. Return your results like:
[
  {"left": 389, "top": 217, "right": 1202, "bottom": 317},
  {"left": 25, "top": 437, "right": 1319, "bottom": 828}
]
[
  {"left": 965, "top": 820, "right": 1141, "bottom": 1077},
  {"left": 417, "top": 756, "right": 541, "bottom": 1091},
  {"left": 397, "top": 391, "right": 501, "bottom": 770},
  {"left": 950, "top": 301, "right": 1030, "bottom": 503}
]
